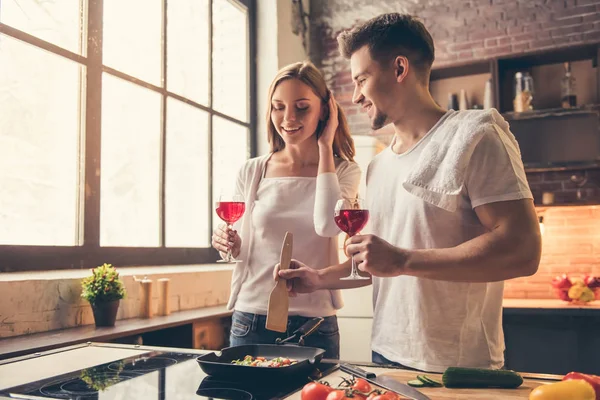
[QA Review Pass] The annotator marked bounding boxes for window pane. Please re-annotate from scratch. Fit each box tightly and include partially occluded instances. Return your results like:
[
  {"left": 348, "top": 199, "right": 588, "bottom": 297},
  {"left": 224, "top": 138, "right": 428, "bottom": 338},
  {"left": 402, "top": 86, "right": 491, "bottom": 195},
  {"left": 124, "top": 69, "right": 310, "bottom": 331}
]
[
  {"left": 213, "top": 0, "right": 248, "bottom": 122},
  {"left": 103, "top": 0, "right": 161, "bottom": 85},
  {"left": 167, "top": 0, "right": 209, "bottom": 106},
  {"left": 0, "top": 0, "right": 85, "bottom": 55},
  {"left": 0, "top": 34, "right": 81, "bottom": 245},
  {"left": 165, "top": 98, "right": 209, "bottom": 247},
  {"left": 212, "top": 116, "right": 249, "bottom": 230},
  {"left": 100, "top": 74, "right": 161, "bottom": 247}
]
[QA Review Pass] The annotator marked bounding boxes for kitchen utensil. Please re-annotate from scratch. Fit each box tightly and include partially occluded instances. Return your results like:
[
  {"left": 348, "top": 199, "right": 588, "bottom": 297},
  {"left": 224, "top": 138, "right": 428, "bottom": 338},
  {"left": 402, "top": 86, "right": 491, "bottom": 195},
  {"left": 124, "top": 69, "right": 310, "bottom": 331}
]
[
  {"left": 266, "top": 231, "right": 293, "bottom": 332},
  {"left": 197, "top": 318, "right": 325, "bottom": 380},
  {"left": 340, "top": 363, "right": 432, "bottom": 400}
]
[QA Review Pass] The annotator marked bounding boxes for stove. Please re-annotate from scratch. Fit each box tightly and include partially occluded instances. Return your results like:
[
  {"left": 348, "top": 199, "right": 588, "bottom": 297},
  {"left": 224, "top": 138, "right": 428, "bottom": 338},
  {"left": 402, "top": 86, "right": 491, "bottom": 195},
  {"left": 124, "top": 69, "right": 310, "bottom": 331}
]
[{"left": 0, "top": 345, "right": 339, "bottom": 400}]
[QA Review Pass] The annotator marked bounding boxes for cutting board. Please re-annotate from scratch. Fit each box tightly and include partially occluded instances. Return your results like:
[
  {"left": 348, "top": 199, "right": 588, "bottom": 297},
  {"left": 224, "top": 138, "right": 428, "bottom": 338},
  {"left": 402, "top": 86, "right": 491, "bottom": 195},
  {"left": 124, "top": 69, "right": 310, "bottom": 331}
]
[{"left": 285, "top": 366, "right": 557, "bottom": 399}]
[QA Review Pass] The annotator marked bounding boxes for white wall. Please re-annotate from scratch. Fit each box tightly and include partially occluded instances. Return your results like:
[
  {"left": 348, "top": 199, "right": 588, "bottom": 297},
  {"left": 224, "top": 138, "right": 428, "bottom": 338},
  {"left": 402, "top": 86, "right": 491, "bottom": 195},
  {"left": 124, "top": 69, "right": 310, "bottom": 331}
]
[{"left": 255, "top": 0, "right": 309, "bottom": 156}]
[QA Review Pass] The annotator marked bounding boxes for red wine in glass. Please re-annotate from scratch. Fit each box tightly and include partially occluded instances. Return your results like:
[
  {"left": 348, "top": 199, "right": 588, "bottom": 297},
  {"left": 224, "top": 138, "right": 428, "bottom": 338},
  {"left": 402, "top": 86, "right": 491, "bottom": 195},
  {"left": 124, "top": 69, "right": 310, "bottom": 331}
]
[
  {"left": 215, "top": 194, "right": 245, "bottom": 263},
  {"left": 334, "top": 198, "right": 370, "bottom": 280},
  {"left": 334, "top": 209, "right": 369, "bottom": 237},
  {"left": 216, "top": 202, "right": 245, "bottom": 225}
]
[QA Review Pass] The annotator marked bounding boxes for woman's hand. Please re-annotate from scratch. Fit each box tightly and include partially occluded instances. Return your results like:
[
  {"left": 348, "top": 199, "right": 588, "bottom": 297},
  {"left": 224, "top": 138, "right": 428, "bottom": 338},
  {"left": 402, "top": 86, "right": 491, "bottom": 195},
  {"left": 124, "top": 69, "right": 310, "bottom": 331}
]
[
  {"left": 318, "top": 93, "right": 339, "bottom": 148},
  {"left": 211, "top": 224, "right": 242, "bottom": 258}
]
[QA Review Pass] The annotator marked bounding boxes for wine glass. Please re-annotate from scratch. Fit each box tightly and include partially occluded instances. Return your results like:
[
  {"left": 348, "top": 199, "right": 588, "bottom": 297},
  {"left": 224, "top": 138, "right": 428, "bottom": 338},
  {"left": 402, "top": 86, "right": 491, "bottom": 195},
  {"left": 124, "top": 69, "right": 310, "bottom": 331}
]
[
  {"left": 334, "top": 197, "right": 370, "bottom": 280},
  {"left": 215, "top": 194, "right": 245, "bottom": 263}
]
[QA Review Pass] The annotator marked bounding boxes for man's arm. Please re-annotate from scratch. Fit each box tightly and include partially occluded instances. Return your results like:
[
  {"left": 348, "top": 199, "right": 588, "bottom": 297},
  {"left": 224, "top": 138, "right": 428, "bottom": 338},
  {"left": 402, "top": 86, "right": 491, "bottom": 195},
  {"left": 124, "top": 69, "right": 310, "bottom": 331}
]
[{"left": 404, "top": 198, "right": 541, "bottom": 282}]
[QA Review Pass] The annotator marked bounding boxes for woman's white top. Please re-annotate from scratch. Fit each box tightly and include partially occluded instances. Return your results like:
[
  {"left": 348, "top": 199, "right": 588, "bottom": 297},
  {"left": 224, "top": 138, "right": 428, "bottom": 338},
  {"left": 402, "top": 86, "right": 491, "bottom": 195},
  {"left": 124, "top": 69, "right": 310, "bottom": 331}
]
[{"left": 227, "top": 153, "right": 361, "bottom": 316}]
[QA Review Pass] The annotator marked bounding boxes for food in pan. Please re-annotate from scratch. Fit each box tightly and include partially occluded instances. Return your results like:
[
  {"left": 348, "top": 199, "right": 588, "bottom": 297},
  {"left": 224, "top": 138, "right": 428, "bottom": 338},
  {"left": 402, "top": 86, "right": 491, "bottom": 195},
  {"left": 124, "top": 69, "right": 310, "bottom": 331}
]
[{"left": 231, "top": 355, "right": 298, "bottom": 367}]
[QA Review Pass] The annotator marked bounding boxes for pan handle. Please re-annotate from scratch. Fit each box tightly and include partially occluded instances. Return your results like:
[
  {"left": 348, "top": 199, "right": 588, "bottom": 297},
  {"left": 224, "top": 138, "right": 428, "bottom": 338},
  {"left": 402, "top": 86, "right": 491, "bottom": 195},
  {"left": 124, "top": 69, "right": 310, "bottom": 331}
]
[
  {"left": 275, "top": 317, "right": 324, "bottom": 345},
  {"left": 296, "top": 317, "right": 324, "bottom": 337}
]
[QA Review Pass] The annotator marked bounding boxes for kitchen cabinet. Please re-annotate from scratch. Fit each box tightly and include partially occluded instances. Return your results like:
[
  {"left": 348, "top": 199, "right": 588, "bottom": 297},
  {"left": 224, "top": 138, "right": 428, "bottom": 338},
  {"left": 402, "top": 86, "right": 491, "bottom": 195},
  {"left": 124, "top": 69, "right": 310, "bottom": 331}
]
[{"left": 503, "top": 305, "right": 600, "bottom": 375}]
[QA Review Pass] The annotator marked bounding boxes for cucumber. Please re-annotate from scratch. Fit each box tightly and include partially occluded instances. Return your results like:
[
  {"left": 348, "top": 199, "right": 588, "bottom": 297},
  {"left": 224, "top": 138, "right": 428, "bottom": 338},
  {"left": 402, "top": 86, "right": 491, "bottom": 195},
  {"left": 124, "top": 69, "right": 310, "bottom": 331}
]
[
  {"left": 442, "top": 367, "right": 523, "bottom": 389},
  {"left": 417, "top": 375, "right": 443, "bottom": 387},
  {"left": 407, "top": 379, "right": 425, "bottom": 387}
]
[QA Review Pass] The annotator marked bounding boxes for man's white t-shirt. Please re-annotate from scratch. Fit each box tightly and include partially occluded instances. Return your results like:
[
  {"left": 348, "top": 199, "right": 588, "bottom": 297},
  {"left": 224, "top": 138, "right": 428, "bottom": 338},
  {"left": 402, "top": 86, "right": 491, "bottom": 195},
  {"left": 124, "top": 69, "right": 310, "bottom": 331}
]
[{"left": 367, "top": 110, "right": 533, "bottom": 372}]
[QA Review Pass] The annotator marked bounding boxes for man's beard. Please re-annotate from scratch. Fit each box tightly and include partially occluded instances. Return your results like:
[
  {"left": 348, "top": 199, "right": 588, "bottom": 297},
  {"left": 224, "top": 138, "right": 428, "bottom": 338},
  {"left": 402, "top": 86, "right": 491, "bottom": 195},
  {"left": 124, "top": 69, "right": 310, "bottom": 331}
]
[{"left": 371, "top": 111, "right": 388, "bottom": 130}]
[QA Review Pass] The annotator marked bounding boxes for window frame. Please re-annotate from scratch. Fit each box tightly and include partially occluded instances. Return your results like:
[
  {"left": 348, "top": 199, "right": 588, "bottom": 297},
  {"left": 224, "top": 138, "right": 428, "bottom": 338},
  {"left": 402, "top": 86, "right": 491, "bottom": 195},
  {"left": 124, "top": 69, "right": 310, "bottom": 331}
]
[{"left": 0, "top": 0, "right": 257, "bottom": 272}]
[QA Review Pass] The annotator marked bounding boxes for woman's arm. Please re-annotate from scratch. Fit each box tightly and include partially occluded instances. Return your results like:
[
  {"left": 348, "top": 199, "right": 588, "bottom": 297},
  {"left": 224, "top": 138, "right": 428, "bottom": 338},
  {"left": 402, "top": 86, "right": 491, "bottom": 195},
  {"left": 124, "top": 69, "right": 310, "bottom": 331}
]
[{"left": 314, "top": 161, "right": 361, "bottom": 236}]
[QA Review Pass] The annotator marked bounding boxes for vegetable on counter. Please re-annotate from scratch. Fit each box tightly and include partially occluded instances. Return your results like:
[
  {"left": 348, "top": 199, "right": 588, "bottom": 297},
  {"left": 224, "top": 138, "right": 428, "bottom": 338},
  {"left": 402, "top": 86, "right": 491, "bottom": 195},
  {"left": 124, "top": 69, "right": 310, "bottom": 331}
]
[
  {"left": 301, "top": 376, "right": 401, "bottom": 400},
  {"left": 407, "top": 375, "right": 442, "bottom": 388},
  {"left": 442, "top": 366, "right": 523, "bottom": 388},
  {"left": 529, "top": 379, "right": 595, "bottom": 400},
  {"left": 563, "top": 372, "right": 600, "bottom": 400}
]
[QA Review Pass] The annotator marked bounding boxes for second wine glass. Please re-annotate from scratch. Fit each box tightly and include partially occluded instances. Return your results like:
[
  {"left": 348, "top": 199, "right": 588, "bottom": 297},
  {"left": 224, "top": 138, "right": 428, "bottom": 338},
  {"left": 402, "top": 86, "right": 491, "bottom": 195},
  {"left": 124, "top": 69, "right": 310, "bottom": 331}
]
[
  {"left": 215, "top": 194, "right": 245, "bottom": 263},
  {"left": 334, "top": 197, "right": 370, "bottom": 280}
]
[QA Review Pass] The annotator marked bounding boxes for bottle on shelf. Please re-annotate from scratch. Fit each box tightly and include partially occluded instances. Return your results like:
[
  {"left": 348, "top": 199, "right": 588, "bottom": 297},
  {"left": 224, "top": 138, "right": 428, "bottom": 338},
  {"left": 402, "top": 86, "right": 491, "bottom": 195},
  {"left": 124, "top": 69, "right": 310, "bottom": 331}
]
[
  {"left": 561, "top": 62, "right": 577, "bottom": 109},
  {"left": 447, "top": 93, "right": 458, "bottom": 110},
  {"left": 483, "top": 79, "right": 494, "bottom": 110},
  {"left": 513, "top": 71, "right": 534, "bottom": 113},
  {"left": 458, "top": 89, "right": 469, "bottom": 110}
]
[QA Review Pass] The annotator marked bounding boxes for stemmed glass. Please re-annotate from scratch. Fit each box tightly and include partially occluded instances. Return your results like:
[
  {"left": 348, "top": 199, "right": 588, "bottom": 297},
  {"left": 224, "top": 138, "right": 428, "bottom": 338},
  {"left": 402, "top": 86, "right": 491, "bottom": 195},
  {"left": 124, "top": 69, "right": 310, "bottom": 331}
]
[
  {"left": 334, "top": 197, "right": 370, "bottom": 280},
  {"left": 215, "top": 194, "right": 245, "bottom": 263}
]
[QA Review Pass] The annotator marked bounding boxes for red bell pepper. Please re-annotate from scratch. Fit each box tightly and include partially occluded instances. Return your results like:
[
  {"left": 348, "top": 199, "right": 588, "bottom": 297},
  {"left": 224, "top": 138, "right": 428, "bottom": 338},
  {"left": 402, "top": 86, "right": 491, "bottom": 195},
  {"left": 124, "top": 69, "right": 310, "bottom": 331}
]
[{"left": 563, "top": 372, "right": 600, "bottom": 400}]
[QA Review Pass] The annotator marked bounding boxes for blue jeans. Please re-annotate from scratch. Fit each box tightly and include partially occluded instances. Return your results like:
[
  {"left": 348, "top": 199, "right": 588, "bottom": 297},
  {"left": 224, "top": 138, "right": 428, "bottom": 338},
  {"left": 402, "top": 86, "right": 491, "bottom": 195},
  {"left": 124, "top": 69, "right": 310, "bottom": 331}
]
[
  {"left": 229, "top": 311, "right": 340, "bottom": 359},
  {"left": 372, "top": 351, "right": 419, "bottom": 371}
]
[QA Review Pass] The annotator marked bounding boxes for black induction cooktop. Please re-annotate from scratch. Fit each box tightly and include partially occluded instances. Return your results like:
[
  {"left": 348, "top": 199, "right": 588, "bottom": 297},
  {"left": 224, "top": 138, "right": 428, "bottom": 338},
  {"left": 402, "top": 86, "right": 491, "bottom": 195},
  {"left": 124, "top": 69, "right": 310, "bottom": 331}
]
[{"left": 0, "top": 348, "right": 339, "bottom": 400}]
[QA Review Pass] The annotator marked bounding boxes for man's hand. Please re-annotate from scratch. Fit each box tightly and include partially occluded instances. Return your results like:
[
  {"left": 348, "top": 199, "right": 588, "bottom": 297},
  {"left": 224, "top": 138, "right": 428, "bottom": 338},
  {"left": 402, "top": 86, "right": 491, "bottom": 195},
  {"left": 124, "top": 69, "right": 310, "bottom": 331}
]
[
  {"left": 346, "top": 234, "right": 409, "bottom": 277},
  {"left": 273, "top": 259, "right": 322, "bottom": 296}
]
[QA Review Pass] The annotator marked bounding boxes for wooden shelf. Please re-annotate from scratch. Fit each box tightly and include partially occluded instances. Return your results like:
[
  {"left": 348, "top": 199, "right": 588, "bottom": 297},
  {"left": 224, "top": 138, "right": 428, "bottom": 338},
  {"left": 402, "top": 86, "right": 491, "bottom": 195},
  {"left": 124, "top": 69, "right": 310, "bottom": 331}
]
[
  {"left": 497, "top": 43, "right": 599, "bottom": 70},
  {"left": 430, "top": 60, "right": 491, "bottom": 81},
  {"left": 503, "top": 105, "right": 600, "bottom": 120}
]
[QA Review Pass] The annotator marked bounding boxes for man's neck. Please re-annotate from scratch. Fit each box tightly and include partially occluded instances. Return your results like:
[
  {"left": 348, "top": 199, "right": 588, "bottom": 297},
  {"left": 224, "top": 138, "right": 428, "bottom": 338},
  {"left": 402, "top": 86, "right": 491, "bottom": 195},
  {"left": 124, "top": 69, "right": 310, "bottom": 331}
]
[{"left": 391, "top": 101, "right": 447, "bottom": 154}]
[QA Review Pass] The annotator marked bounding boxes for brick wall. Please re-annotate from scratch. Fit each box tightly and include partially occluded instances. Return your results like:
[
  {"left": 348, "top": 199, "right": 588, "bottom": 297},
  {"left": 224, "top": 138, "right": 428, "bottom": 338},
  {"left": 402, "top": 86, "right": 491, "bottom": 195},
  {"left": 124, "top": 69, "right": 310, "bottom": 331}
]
[
  {"left": 309, "top": 0, "right": 600, "bottom": 299},
  {"left": 504, "top": 205, "right": 600, "bottom": 299}
]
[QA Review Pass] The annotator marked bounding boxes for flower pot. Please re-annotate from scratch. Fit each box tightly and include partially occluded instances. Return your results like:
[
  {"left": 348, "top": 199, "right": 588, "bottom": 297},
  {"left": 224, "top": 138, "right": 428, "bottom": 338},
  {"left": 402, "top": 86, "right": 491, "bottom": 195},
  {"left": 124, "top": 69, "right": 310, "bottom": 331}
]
[{"left": 91, "top": 300, "right": 120, "bottom": 327}]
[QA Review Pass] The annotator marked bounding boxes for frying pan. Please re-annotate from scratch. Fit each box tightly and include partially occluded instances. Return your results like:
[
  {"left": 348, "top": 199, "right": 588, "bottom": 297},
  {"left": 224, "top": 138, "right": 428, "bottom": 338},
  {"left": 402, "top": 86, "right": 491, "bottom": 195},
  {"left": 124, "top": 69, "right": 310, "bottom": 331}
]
[{"left": 196, "top": 317, "right": 326, "bottom": 380}]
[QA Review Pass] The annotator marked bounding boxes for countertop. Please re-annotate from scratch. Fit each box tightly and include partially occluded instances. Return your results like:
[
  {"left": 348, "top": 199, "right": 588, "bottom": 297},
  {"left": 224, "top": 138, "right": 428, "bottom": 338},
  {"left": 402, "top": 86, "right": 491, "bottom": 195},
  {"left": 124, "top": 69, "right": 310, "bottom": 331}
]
[
  {"left": 0, "top": 343, "right": 561, "bottom": 400},
  {"left": 0, "top": 305, "right": 232, "bottom": 360},
  {"left": 502, "top": 298, "right": 600, "bottom": 316},
  {"left": 286, "top": 365, "right": 559, "bottom": 400}
]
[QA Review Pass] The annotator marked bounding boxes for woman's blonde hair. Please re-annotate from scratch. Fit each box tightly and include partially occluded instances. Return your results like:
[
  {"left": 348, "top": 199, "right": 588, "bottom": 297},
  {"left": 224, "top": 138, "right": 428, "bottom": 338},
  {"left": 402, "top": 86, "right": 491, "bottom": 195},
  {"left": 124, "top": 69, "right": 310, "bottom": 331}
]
[{"left": 266, "top": 61, "right": 355, "bottom": 161}]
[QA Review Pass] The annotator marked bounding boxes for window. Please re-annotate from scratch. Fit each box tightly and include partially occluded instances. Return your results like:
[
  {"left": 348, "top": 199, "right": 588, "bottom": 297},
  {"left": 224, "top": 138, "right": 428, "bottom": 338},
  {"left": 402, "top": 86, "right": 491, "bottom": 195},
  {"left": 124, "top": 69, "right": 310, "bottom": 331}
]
[{"left": 0, "top": 0, "right": 256, "bottom": 271}]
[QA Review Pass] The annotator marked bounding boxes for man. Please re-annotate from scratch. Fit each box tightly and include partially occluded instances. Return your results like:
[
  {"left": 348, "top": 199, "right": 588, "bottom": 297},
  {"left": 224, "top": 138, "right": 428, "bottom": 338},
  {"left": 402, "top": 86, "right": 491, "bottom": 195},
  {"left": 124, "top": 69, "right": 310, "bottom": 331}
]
[{"left": 277, "top": 13, "right": 541, "bottom": 372}]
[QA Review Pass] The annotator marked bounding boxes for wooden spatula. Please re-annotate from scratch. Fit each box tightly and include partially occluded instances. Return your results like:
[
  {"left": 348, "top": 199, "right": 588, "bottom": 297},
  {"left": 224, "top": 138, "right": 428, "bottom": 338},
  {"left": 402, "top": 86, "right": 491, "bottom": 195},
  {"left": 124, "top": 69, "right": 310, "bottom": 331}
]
[{"left": 266, "top": 232, "right": 293, "bottom": 332}]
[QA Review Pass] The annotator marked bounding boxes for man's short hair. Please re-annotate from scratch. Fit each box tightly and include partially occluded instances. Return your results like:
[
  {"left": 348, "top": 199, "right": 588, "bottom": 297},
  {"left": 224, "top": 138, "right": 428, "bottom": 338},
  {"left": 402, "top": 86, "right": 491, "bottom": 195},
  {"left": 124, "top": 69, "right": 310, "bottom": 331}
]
[{"left": 337, "top": 13, "right": 435, "bottom": 79}]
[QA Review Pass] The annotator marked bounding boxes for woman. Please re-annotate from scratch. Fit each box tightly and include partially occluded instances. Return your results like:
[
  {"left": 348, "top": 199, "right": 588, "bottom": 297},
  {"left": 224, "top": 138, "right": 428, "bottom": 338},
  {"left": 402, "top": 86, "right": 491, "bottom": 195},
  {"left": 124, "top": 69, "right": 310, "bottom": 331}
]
[{"left": 211, "top": 61, "right": 360, "bottom": 358}]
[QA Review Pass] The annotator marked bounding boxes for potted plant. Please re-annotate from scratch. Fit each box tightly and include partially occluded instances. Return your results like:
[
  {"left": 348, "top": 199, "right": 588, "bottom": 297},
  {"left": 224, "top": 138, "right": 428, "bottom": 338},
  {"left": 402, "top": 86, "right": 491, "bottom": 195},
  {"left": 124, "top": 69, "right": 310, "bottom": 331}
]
[{"left": 81, "top": 263, "right": 127, "bottom": 327}]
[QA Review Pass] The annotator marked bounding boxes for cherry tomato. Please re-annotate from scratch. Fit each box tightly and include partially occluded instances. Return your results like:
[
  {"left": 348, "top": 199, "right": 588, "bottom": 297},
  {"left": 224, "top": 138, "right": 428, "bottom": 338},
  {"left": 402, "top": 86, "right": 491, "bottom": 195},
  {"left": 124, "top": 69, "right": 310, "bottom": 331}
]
[
  {"left": 367, "top": 392, "right": 401, "bottom": 400},
  {"left": 301, "top": 382, "right": 334, "bottom": 400},
  {"left": 352, "top": 378, "right": 372, "bottom": 393},
  {"left": 326, "top": 390, "right": 353, "bottom": 400}
]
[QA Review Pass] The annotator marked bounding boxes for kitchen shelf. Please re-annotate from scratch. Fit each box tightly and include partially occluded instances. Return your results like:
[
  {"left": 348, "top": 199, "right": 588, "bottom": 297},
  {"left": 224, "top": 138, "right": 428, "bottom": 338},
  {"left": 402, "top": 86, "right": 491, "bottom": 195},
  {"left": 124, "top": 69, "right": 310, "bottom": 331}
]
[
  {"left": 503, "top": 105, "right": 600, "bottom": 121},
  {"left": 430, "top": 60, "right": 492, "bottom": 81},
  {"left": 524, "top": 162, "right": 600, "bottom": 173},
  {"left": 430, "top": 42, "right": 600, "bottom": 113}
]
